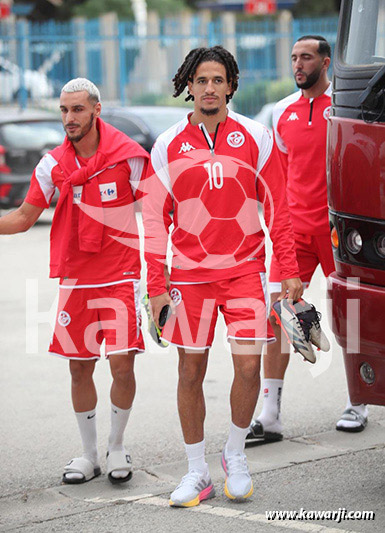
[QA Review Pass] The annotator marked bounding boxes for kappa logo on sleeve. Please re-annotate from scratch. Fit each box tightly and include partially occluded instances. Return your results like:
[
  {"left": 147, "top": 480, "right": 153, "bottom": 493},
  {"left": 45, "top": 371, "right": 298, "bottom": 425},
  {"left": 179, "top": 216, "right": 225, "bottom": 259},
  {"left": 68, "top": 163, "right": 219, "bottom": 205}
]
[
  {"left": 99, "top": 182, "right": 117, "bottom": 202},
  {"left": 178, "top": 142, "right": 196, "bottom": 153},
  {"left": 287, "top": 112, "right": 299, "bottom": 121}
]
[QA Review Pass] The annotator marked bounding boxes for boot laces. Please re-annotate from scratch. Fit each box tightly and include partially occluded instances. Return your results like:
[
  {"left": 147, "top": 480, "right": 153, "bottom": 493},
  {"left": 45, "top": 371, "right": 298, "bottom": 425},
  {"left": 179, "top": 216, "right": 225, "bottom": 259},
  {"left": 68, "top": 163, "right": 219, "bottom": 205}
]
[
  {"left": 297, "top": 305, "right": 322, "bottom": 341},
  {"left": 177, "top": 470, "right": 206, "bottom": 489},
  {"left": 226, "top": 452, "right": 248, "bottom": 475}
]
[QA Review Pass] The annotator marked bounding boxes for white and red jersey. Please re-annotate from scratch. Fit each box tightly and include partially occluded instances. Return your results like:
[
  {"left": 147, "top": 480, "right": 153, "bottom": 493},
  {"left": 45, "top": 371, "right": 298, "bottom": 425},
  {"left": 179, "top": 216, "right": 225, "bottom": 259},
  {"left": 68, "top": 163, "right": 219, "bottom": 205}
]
[
  {"left": 143, "top": 110, "right": 299, "bottom": 297},
  {"left": 26, "top": 154, "right": 147, "bottom": 286},
  {"left": 273, "top": 83, "right": 332, "bottom": 235}
]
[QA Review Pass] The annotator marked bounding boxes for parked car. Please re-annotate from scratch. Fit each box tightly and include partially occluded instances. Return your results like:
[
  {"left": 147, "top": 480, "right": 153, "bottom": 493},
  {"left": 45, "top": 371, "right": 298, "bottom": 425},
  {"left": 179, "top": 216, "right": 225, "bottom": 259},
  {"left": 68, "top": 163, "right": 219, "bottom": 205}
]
[
  {"left": 0, "top": 57, "right": 55, "bottom": 103},
  {"left": 101, "top": 105, "right": 191, "bottom": 152},
  {"left": 0, "top": 105, "right": 190, "bottom": 209},
  {"left": 0, "top": 108, "right": 63, "bottom": 209}
]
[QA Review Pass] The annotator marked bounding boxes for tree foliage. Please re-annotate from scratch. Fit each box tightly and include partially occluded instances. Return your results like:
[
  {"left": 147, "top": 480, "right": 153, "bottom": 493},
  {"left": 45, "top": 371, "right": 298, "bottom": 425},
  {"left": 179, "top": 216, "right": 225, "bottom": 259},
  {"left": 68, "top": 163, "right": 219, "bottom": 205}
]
[
  {"left": 18, "top": 0, "right": 340, "bottom": 22},
  {"left": 292, "top": 0, "right": 340, "bottom": 16},
  {"left": 74, "top": 0, "right": 133, "bottom": 19},
  {"left": 147, "top": 0, "right": 190, "bottom": 17},
  {"left": 18, "top": 0, "right": 193, "bottom": 21},
  {"left": 15, "top": 0, "right": 88, "bottom": 21},
  {"left": 74, "top": 0, "right": 189, "bottom": 19}
]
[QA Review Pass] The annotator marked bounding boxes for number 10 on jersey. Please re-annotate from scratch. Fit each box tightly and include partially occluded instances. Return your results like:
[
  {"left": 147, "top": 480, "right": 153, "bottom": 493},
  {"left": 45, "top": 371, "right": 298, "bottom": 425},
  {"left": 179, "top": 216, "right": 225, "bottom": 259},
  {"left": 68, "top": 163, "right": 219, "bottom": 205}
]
[{"left": 204, "top": 162, "right": 224, "bottom": 190}]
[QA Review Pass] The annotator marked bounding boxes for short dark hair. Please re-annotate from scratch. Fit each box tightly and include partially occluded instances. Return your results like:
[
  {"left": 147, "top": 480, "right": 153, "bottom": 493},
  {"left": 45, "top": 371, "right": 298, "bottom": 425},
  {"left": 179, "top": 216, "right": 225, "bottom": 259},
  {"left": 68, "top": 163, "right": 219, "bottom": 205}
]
[
  {"left": 296, "top": 35, "right": 331, "bottom": 58},
  {"left": 172, "top": 45, "right": 239, "bottom": 103}
]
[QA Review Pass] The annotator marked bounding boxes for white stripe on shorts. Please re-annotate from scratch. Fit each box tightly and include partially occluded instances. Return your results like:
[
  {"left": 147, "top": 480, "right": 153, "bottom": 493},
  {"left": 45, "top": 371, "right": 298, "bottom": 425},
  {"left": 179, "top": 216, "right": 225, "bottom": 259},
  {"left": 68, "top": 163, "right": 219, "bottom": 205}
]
[
  {"left": 49, "top": 351, "right": 100, "bottom": 361},
  {"left": 59, "top": 278, "right": 139, "bottom": 289},
  {"left": 259, "top": 272, "right": 269, "bottom": 319},
  {"left": 132, "top": 279, "right": 142, "bottom": 339}
]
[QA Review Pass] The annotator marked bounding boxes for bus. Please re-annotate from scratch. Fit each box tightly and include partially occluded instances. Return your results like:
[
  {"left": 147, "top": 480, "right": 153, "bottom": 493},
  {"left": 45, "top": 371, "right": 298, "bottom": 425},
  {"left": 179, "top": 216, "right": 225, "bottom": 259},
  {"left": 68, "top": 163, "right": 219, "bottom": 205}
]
[{"left": 327, "top": 0, "right": 385, "bottom": 405}]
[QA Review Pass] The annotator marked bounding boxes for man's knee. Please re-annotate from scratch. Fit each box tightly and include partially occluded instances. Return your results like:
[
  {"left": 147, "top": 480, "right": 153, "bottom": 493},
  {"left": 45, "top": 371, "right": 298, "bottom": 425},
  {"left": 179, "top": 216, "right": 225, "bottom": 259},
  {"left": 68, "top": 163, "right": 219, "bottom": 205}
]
[
  {"left": 110, "top": 354, "right": 135, "bottom": 386},
  {"left": 69, "top": 360, "right": 95, "bottom": 385},
  {"left": 234, "top": 356, "right": 261, "bottom": 383},
  {"left": 178, "top": 354, "right": 207, "bottom": 387}
]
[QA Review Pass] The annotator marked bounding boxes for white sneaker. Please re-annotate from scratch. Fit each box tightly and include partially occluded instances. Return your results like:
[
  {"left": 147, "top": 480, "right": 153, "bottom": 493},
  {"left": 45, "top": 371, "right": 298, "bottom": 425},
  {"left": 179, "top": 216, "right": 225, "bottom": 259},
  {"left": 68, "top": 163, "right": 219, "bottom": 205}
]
[
  {"left": 169, "top": 469, "right": 215, "bottom": 507},
  {"left": 221, "top": 448, "right": 253, "bottom": 500}
]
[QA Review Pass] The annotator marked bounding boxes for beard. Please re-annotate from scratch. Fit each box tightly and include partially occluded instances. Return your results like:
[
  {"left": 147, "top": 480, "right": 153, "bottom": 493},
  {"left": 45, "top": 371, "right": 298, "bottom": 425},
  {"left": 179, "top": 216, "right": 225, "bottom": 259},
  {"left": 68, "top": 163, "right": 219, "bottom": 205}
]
[
  {"left": 200, "top": 106, "right": 220, "bottom": 116},
  {"left": 65, "top": 113, "right": 94, "bottom": 142},
  {"left": 295, "top": 65, "right": 322, "bottom": 90}
]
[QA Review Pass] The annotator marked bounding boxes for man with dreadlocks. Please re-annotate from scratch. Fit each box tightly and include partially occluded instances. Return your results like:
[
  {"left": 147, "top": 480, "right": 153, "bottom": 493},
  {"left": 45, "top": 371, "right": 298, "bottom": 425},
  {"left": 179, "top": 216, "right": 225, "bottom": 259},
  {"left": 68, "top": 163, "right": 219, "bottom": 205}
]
[{"left": 143, "top": 46, "right": 302, "bottom": 506}]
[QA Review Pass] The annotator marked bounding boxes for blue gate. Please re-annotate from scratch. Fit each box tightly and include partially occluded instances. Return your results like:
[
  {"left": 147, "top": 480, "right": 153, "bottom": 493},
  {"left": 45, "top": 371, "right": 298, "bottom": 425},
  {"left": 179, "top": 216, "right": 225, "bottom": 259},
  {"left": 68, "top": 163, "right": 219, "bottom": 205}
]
[{"left": 0, "top": 13, "right": 339, "bottom": 116}]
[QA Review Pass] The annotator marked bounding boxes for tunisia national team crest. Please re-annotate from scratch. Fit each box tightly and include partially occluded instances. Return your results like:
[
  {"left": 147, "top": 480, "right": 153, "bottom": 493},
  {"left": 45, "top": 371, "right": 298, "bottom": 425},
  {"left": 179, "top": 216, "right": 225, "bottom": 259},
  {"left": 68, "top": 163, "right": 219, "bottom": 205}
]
[
  {"left": 323, "top": 106, "right": 331, "bottom": 120},
  {"left": 58, "top": 311, "right": 71, "bottom": 327},
  {"left": 227, "top": 131, "right": 245, "bottom": 148},
  {"left": 170, "top": 288, "right": 182, "bottom": 306}
]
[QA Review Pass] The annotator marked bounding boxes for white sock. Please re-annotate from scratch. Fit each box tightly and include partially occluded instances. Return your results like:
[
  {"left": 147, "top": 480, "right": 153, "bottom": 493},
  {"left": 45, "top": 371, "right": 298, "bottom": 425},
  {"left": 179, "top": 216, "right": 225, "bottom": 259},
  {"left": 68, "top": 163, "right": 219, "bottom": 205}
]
[
  {"left": 76, "top": 409, "right": 98, "bottom": 463},
  {"left": 108, "top": 404, "right": 132, "bottom": 452},
  {"left": 345, "top": 396, "right": 367, "bottom": 416},
  {"left": 185, "top": 440, "right": 207, "bottom": 474},
  {"left": 257, "top": 378, "right": 283, "bottom": 432},
  {"left": 108, "top": 404, "right": 132, "bottom": 479},
  {"left": 337, "top": 396, "right": 368, "bottom": 429},
  {"left": 66, "top": 408, "right": 98, "bottom": 481},
  {"left": 226, "top": 422, "right": 249, "bottom": 455}
]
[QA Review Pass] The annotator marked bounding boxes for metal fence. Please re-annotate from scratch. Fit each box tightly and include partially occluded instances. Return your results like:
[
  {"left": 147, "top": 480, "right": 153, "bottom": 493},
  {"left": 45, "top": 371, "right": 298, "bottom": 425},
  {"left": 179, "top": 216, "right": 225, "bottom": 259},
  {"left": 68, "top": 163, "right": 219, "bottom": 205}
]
[{"left": 0, "top": 12, "right": 338, "bottom": 117}]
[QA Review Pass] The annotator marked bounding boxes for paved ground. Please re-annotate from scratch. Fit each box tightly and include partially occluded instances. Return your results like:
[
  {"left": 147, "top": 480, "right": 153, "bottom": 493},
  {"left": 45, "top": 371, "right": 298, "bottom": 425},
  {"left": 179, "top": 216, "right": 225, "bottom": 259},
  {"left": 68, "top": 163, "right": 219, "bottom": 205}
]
[
  {"left": 1, "top": 427, "right": 384, "bottom": 532},
  {"left": 0, "top": 210, "right": 384, "bottom": 532}
]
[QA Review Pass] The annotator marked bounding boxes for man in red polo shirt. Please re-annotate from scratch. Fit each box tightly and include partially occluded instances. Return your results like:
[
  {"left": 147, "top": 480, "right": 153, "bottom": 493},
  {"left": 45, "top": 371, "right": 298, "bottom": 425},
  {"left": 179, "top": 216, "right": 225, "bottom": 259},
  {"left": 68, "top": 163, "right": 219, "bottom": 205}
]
[
  {"left": 143, "top": 46, "right": 302, "bottom": 507},
  {"left": 247, "top": 36, "right": 368, "bottom": 446},
  {"left": 0, "top": 78, "right": 149, "bottom": 485}
]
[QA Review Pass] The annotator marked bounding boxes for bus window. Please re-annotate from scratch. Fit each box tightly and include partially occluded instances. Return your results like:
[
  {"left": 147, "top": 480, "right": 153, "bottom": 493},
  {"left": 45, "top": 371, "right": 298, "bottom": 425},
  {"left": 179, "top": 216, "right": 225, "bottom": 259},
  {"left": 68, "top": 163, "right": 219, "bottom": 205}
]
[{"left": 343, "top": 0, "right": 385, "bottom": 66}]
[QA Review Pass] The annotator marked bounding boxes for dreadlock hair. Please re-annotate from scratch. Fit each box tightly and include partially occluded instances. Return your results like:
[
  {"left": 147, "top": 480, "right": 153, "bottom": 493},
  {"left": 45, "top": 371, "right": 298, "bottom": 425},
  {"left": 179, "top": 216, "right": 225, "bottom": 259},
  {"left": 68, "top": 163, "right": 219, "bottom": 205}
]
[{"left": 172, "top": 45, "right": 239, "bottom": 103}]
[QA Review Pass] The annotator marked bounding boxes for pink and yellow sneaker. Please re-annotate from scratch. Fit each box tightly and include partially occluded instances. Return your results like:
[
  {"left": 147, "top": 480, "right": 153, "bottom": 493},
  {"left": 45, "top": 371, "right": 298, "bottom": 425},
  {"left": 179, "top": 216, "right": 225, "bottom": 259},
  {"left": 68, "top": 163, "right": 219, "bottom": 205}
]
[{"left": 169, "top": 469, "right": 215, "bottom": 507}]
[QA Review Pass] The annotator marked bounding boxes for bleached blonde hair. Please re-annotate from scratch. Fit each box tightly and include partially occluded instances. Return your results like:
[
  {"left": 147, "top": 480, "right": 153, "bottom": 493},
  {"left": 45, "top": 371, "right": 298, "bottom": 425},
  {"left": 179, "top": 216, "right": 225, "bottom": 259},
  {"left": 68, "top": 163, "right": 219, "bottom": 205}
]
[{"left": 61, "top": 78, "right": 100, "bottom": 103}]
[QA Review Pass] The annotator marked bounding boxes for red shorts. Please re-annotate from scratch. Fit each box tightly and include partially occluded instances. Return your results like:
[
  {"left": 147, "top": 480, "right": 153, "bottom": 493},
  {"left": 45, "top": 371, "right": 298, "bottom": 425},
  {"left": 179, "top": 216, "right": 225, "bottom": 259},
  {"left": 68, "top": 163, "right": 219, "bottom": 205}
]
[
  {"left": 49, "top": 281, "right": 144, "bottom": 360},
  {"left": 161, "top": 272, "right": 275, "bottom": 350},
  {"left": 269, "top": 232, "right": 335, "bottom": 293}
]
